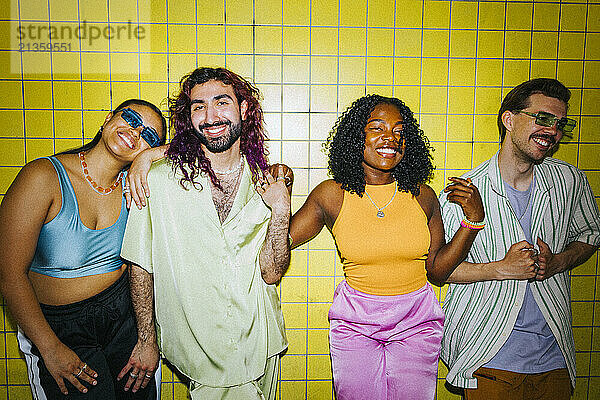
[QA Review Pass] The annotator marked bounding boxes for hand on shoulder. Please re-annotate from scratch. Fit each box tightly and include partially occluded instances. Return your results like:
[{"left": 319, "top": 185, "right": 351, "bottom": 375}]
[
  {"left": 268, "top": 163, "right": 294, "bottom": 195},
  {"left": 126, "top": 147, "right": 168, "bottom": 209},
  {"left": 268, "top": 163, "right": 293, "bottom": 182}
]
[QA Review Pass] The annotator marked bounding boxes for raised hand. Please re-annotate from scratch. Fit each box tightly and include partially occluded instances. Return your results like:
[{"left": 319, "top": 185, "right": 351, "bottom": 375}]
[
  {"left": 124, "top": 151, "right": 155, "bottom": 209},
  {"left": 268, "top": 163, "right": 294, "bottom": 194},
  {"left": 124, "top": 145, "right": 168, "bottom": 209},
  {"left": 255, "top": 165, "right": 291, "bottom": 212},
  {"left": 257, "top": 164, "right": 292, "bottom": 284},
  {"left": 444, "top": 177, "right": 484, "bottom": 223}
]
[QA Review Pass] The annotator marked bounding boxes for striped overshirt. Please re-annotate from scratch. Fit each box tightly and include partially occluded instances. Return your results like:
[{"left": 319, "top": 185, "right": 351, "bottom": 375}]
[{"left": 438, "top": 151, "right": 600, "bottom": 389}]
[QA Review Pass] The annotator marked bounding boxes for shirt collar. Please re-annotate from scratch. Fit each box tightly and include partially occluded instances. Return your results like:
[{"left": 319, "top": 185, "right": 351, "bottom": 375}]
[{"left": 487, "top": 150, "right": 553, "bottom": 197}]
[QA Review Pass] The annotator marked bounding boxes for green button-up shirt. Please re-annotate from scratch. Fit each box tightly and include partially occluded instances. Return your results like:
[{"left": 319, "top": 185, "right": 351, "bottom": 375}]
[{"left": 121, "top": 158, "right": 287, "bottom": 387}]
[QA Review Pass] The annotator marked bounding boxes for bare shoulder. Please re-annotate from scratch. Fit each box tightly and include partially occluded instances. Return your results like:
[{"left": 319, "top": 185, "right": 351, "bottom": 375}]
[
  {"left": 417, "top": 183, "right": 437, "bottom": 199},
  {"left": 311, "top": 179, "right": 344, "bottom": 227},
  {"left": 1, "top": 158, "right": 59, "bottom": 217},
  {"left": 13, "top": 158, "right": 59, "bottom": 188},
  {"left": 291, "top": 179, "right": 344, "bottom": 240},
  {"left": 311, "top": 179, "right": 344, "bottom": 202},
  {"left": 53, "top": 153, "right": 80, "bottom": 175},
  {"left": 313, "top": 179, "right": 343, "bottom": 192},
  {"left": 415, "top": 183, "right": 439, "bottom": 221}
]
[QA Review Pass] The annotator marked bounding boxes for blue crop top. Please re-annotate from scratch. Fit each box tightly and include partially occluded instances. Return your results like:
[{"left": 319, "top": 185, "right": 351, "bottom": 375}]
[{"left": 29, "top": 157, "right": 129, "bottom": 278}]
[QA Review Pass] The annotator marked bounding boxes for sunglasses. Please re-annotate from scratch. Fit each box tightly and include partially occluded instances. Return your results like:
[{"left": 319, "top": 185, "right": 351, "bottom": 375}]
[
  {"left": 516, "top": 110, "right": 577, "bottom": 135},
  {"left": 120, "top": 108, "right": 161, "bottom": 148}
]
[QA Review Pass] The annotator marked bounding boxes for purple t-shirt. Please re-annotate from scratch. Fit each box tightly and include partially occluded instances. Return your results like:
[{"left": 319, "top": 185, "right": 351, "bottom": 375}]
[{"left": 484, "top": 179, "right": 566, "bottom": 373}]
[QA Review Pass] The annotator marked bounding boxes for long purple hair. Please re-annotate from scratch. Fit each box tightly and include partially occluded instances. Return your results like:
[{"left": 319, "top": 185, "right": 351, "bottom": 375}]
[{"left": 167, "top": 67, "right": 269, "bottom": 189}]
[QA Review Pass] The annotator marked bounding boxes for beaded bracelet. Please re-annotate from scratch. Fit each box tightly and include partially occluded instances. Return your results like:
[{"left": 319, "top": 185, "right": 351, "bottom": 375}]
[{"left": 460, "top": 217, "right": 485, "bottom": 230}]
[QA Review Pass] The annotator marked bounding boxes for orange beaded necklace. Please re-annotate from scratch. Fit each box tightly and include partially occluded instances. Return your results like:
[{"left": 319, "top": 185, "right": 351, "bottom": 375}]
[{"left": 78, "top": 152, "right": 123, "bottom": 195}]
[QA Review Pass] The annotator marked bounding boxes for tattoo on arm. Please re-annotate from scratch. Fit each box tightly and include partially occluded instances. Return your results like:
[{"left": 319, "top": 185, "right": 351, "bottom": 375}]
[
  {"left": 259, "top": 208, "right": 291, "bottom": 284},
  {"left": 129, "top": 265, "right": 156, "bottom": 343}
]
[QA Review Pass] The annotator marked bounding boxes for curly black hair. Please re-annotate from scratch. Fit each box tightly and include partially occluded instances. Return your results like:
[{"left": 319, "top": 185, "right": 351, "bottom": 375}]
[{"left": 325, "top": 94, "right": 434, "bottom": 197}]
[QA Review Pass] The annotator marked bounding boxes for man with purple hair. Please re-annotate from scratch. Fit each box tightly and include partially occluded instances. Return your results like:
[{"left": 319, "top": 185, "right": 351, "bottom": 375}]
[{"left": 120, "top": 67, "right": 291, "bottom": 400}]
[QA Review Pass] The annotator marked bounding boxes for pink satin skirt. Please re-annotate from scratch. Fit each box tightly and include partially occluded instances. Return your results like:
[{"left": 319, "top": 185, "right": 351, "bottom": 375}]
[{"left": 328, "top": 281, "right": 444, "bottom": 400}]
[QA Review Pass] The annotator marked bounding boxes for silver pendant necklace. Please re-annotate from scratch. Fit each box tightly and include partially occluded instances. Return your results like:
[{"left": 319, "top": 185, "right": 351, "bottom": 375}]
[{"left": 364, "top": 184, "right": 397, "bottom": 218}]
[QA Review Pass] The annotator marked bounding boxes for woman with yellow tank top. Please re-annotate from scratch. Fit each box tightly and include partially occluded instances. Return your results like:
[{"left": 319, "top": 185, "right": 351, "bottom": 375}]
[{"left": 289, "top": 95, "right": 485, "bottom": 399}]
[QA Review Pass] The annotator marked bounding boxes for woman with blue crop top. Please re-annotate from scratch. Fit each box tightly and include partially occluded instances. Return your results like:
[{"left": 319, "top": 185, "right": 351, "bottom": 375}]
[{"left": 0, "top": 99, "right": 166, "bottom": 399}]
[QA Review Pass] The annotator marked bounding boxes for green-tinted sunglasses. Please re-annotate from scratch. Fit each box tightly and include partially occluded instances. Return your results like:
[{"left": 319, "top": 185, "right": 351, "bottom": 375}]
[{"left": 516, "top": 110, "right": 577, "bottom": 135}]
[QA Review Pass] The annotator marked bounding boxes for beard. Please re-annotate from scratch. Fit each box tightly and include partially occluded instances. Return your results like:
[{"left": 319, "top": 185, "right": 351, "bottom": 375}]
[
  {"left": 511, "top": 132, "right": 557, "bottom": 164},
  {"left": 194, "top": 120, "right": 243, "bottom": 153}
]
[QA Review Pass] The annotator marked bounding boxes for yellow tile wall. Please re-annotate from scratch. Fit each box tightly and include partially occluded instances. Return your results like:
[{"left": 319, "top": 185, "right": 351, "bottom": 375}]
[{"left": 1, "top": 0, "right": 599, "bottom": 399}]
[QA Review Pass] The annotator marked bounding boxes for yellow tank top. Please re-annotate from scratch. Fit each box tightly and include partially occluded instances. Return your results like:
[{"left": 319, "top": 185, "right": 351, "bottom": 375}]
[{"left": 331, "top": 182, "right": 430, "bottom": 295}]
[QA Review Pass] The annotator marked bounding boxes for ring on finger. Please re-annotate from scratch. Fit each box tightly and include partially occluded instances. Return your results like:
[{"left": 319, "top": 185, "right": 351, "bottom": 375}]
[
  {"left": 75, "top": 368, "right": 83, "bottom": 377},
  {"left": 81, "top": 363, "right": 87, "bottom": 372},
  {"left": 145, "top": 373, "right": 153, "bottom": 378},
  {"left": 130, "top": 372, "right": 138, "bottom": 379}
]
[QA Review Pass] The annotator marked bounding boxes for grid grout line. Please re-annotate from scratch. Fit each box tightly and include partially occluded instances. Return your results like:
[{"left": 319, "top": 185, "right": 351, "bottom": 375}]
[
  {"left": 76, "top": 0, "right": 85, "bottom": 148},
  {"left": 135, "top": 0, "right": 141, "bottom": 100},
  {"left": 45, "top": 0, "right": 55, "bottom": 155},
  {"left": 581, "top": 1, "right": 593, "bottom": 395}
]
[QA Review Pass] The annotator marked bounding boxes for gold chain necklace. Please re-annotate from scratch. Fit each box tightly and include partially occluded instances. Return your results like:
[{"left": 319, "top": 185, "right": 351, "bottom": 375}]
[
  {"left": 364, "top": 184, "right": 397, "bottom": 218},
  {"left": 79, "top": 152, "right": 123, "bottom": 195}
]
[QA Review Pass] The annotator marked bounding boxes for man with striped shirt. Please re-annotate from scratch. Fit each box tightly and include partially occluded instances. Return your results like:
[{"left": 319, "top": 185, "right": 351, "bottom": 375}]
[{"left": 439, "top": 78, "right": 600, "bottom": 399}]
